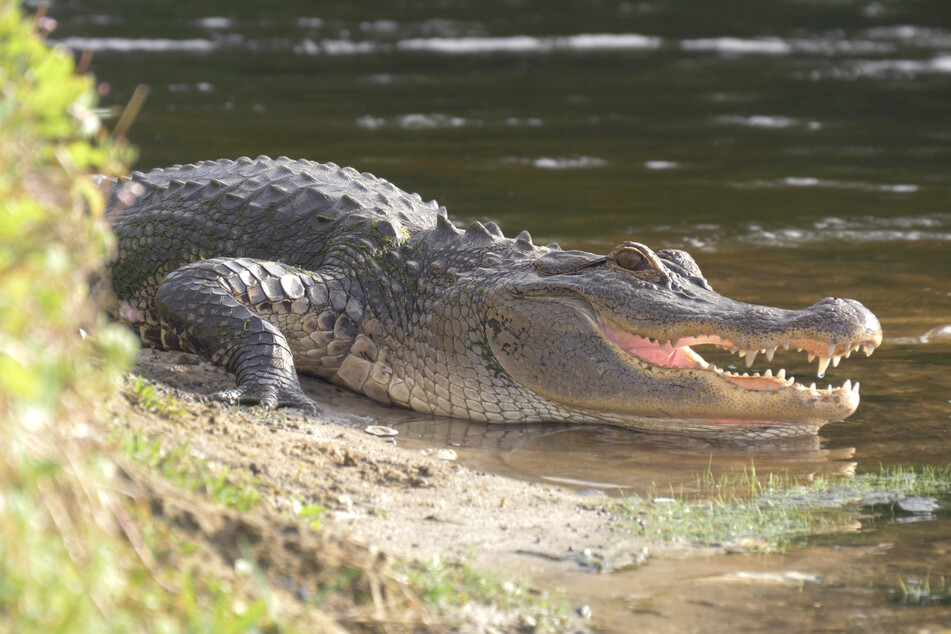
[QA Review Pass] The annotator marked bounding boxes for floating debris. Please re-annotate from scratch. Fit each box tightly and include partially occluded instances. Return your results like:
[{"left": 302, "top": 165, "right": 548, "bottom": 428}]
[
  {"left": 364, "top": 425, "right": 398, "bottom": 437},
  {"left": 420, "top": 448, "right": 458, "bottom": 461}
]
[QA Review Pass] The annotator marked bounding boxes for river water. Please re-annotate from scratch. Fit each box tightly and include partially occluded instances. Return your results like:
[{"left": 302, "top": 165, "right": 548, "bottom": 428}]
[{"left": 52, "top": 0, "right": 951, "bottom": 630}]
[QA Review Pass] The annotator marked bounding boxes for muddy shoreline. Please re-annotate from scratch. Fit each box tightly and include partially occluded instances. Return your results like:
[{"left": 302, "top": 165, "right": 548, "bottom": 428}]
[
  {"left": 127, "top": 349, "right": 642, "bottom": 563},
  {"left": 116, "top": 350, "right": 951, "bottom": 632},
  {"left": 119, "top": 349, "right": 660, "bottom": 629}
]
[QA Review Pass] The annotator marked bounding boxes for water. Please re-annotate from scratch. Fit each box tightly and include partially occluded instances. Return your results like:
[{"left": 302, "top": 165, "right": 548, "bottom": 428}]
[{"left": 51, "top": 0, "right": 951, "bottom": 629}]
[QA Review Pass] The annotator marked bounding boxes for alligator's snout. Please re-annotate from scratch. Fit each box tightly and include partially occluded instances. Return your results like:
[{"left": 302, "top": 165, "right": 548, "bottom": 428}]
[
  {"left": 489, "top": 241, "right": 884, "bottom": 437},
  {"left": 769, "top": 296, "right": 883, "bottom": 378},
  {"left": 814, "top": 296, "right": 882, "bottom": 337}
]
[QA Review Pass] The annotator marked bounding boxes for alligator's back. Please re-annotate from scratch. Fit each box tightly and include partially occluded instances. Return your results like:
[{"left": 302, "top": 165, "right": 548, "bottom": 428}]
[{"left": 108, "top": 156, "right": 441, "bottom": 305}]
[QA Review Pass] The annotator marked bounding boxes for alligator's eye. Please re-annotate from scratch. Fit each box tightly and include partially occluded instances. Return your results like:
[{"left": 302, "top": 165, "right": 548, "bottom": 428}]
[{"left": 616, "top": 248, "right": 645, "bottom": 271}]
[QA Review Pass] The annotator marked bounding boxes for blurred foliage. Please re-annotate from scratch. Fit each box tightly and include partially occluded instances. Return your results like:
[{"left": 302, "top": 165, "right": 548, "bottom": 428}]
[{"left": 0, "top": 2, "right": 288, "bottom": 631}]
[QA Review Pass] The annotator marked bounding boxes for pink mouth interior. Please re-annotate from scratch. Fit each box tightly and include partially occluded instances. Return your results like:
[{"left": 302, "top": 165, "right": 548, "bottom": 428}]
[
  {"left": 601, "top": 320, "right": 708, "bottom": 369},
  {"left": 618, "top": 336, "right": 698, "bottom": 368},
  {"left": 598, "top": 318, "right": 864, "bottom": 426}
]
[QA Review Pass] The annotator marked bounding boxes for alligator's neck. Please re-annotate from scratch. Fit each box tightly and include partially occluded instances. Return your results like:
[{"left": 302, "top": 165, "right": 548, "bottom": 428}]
[{"left": 341, "top": 222, "right": 566, "bottom": 420}]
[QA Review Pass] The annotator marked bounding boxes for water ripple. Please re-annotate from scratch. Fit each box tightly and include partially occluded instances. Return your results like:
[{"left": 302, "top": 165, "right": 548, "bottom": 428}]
[
  {"left": 394, "top": 33, "right": 663, "bottom": 54},
  {"left": 356, "top": 114, "right": 543, "bottom": 130},
  {"left": 717, "top": 115, "right": 823, "bottom": 130},
  {"left": 681, "top": 37, "right": 793, "bottom": 55},
  {"left": 502, "top": 156, "right": 609, "bottom": 170},
  {"left": 56, "top": 36, "right": 217, "bottom": 52},
  {"left": 736, "top": 215, "right": 951, "bottom": 247},
  {"left": 735, "top": 177, "right": 919, "bottom": 193},
  {"left": 637, "top": 214, "right": 951, "bottom": 252}
]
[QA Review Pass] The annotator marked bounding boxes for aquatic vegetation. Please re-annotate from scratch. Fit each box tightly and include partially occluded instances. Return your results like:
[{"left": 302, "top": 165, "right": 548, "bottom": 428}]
[
  {"left": 621, "top": 464, "right": 951, "bottom": 553},
  {"left": 896, "top": 573, "right": 951, "bottom": 606}
]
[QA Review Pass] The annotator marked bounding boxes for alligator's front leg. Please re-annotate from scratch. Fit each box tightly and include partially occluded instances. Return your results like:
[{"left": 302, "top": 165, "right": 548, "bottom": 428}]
[{"left": 154, "top": 257, "right": 354, "bottom": 412}]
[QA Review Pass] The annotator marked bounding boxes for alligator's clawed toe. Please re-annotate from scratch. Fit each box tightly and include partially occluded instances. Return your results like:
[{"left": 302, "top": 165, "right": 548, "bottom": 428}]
[
  {"left": 281, "top": 392, "right": 321, "bottom": 414},
  {"left": 210, "top": 385, "right": 321, "bottom": 414}
]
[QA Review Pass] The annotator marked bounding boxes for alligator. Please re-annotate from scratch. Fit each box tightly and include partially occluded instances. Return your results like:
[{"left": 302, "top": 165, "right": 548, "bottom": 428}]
[{"left": 106, "top": 156, "right": 882, "bottom": 439}]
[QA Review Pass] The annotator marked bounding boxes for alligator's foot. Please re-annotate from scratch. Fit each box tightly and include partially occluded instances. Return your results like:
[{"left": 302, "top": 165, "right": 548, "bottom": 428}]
[
  {"left": 154, "top": 258, "right": 324, "bottom": 417},
  {"left": 211, "top": 383, "right": 320, "bottom": 413}
]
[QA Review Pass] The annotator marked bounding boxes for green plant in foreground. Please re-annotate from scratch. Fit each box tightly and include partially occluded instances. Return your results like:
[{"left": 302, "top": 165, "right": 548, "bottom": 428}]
[{"left": 0, "top": 3, "right": 285, "bottom": 630}]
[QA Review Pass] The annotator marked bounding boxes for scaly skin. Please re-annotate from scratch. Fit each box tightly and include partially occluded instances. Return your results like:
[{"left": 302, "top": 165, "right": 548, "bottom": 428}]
[{"left": 106, "top": 156, "right": 882, "bottom": 439}]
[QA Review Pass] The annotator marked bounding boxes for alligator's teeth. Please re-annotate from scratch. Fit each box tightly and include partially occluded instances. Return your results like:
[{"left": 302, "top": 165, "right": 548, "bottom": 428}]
[
  {"left": 764, "top": 369, "right": 773, "bottom": 377},
  {"left": 787, "top": 376, "right": 795, "bottom": 386},
  {"left": 809, "top": 382, "right": 817, "bottom": 392},
  {"left": 853, "top": 381, "right": 860, "bottom": 394},
  {"left": 864, "top": 342, "right": 875, "bottom": 356},
  {"left": 845, "top": 350, "right": 852, "bottom": 359},
  {"left": 776, "top": 369, "right": 786, "bottom": 380},
  {"left": 832, "top": 355, "right": 842, "bottom": 368},
  {"left": 827, "top": 343, "right": 837, "bottom": 357},
  {"left": 744, "top": 349, "right": 757, "bottom": 367},
  {"left": 731, "top": 345, "right": 739, "bottom": 354},
  {"left": 827, "top": 384, "right": 833, "bottom": 394},
  {"left": 765, "top": 346, "right": 776, "bottom": 362},
  {"left": 816, "top": 356, "right": 832, "bottom": 378},
  {"left": 842, "top": 379, "right": 852, "bottom": 393},
  {"left": 783, "top": 342, "right": 790, "bottom": 350},
  {"left": 807, "top": 352, "right": 816, "bottom": 363}
]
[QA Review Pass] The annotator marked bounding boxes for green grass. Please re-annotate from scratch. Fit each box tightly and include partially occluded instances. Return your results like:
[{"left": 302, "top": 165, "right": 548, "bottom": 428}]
[
  {"left": 400, "top": 556, "right": 581, "bottom": 632},
  {"left": 127, "top": 376, "right": 189, "bottom": 417},
  {"left": 113, "top": 428, "right": 263, "bottom": 512},
  {"left": 620, "top": 464, "right": 951, "bottom": 553},
  {"left": 288, "top": 498, "right": 327, "bottom": 531}
]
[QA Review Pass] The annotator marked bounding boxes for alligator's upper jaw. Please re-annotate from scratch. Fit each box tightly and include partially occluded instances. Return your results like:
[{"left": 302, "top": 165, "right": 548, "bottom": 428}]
[{"left": 600, "top": 316, "right": 881, "bottom": 425}]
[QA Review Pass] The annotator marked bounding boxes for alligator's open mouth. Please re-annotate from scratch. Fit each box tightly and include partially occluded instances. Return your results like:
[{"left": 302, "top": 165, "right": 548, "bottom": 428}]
[{"left": 600, "top": 317, "right": 878, "bottom": 410}]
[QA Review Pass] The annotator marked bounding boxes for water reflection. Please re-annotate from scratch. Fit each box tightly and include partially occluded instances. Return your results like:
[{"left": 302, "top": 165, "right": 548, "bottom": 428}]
[
  {"left": 304, "top": 375, "right": 858, "bottom": 494},
  {"left": 500, "top": 533, "right": 951, "bottom": 632}
]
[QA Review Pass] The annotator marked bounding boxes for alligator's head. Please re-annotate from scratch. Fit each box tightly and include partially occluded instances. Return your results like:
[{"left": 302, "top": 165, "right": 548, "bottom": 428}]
[{"left": 479, "top": 239, "right": 882, "bottom": 438}]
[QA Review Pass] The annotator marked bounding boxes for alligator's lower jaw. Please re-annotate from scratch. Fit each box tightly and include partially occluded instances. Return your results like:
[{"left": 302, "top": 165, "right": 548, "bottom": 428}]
[{"left": 600, "top": 319, "right": 867, "bottom": 423}]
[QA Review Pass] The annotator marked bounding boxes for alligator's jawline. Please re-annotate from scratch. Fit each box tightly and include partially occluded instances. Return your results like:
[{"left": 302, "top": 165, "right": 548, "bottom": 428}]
[{"left": 599, "top": 318, "right": 863, "bottom": 400}]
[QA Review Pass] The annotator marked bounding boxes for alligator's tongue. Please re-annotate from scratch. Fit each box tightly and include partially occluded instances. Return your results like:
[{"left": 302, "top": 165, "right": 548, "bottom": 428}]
[
  {"left": 623, "top": 339, "right": 699, "bottom": 368},
  {"left": 602, "top": 324, "right": 705, "bottom": 369}
]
